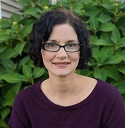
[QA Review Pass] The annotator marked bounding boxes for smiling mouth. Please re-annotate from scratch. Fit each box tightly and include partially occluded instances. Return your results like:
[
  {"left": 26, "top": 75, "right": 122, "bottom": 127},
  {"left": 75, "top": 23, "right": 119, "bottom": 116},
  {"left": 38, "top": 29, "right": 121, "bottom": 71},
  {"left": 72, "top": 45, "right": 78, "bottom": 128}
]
[{"left": 52, "top": 62, "right": 70, "bottom": 67}]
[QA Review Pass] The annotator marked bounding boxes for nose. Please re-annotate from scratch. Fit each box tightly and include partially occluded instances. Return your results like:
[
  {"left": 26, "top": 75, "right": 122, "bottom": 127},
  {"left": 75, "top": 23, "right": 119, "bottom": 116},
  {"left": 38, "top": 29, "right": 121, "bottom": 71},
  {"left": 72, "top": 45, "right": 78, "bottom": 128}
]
[{"left": 56, "top": 47, "right": 68, "bottom": 59}]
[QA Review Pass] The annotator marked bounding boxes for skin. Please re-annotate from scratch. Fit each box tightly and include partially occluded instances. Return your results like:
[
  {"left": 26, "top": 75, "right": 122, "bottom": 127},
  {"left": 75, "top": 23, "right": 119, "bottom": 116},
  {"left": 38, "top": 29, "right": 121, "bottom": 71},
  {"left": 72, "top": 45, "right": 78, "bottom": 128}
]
[
  {"left": 41, "top": 24, "right": 97, "bottom": 106},
  {"left": 41, "top": 23, "right": 80, "bottom": 77}
]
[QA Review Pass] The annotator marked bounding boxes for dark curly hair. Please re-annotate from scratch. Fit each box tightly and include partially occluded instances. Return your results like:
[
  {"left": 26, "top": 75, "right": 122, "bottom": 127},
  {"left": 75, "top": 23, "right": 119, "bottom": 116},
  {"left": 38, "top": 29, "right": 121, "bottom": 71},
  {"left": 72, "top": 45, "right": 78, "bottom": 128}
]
[{"left": 29, "top": 9, "right": 91, "bottom": 69}]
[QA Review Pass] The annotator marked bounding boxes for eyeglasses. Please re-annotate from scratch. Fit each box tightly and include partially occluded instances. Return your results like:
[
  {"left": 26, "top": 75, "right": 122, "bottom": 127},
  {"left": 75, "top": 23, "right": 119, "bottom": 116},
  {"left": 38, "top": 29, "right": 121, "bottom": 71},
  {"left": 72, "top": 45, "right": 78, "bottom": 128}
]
[{"left": 42, "top": 42, "right": 81, "bottom": 52}]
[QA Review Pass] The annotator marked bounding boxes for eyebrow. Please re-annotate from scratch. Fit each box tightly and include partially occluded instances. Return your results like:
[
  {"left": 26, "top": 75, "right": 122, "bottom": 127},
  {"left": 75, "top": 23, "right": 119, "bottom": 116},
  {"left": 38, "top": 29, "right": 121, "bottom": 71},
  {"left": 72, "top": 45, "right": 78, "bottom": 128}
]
[{"left": 48, "top": 40, "right": 78, "bottom": 43}]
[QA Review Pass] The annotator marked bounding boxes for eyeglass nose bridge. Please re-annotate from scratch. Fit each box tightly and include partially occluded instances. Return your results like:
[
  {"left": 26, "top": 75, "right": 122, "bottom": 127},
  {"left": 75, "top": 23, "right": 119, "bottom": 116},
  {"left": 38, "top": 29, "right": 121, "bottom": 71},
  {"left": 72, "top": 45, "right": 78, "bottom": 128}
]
[{"left": 57, "top": 45, "right": 67, "bottom": 52}]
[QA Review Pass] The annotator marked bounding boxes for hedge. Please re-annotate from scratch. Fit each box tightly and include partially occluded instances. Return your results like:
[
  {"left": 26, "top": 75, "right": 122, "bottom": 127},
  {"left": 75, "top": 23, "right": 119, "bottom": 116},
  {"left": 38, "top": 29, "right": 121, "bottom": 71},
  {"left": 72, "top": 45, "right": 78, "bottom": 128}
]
[{"left": 0, "top": 0, "right": 125, "bottom": 127}]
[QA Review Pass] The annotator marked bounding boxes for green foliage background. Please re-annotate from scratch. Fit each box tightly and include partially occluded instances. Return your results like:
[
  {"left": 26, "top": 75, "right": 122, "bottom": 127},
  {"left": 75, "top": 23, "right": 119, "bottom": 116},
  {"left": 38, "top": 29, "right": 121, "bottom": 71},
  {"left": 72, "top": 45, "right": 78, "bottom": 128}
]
[{"left": 0, "top": 0, "right": 125, "bottom": 127}]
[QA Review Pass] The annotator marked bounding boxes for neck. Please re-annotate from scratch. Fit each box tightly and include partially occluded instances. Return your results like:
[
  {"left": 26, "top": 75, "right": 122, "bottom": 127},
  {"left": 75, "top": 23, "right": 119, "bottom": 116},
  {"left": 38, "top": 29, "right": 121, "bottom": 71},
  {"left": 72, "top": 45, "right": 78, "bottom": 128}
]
[{"left": 47, "top": 72, "right": 80, "bottom": 95}]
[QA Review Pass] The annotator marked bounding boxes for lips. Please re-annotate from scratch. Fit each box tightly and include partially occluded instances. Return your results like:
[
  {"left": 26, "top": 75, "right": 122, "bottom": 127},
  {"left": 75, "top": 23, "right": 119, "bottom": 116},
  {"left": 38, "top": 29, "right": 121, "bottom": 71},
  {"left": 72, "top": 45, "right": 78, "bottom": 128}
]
[{"left": 52, "top": 62, "right": 70, "bottom": 67}]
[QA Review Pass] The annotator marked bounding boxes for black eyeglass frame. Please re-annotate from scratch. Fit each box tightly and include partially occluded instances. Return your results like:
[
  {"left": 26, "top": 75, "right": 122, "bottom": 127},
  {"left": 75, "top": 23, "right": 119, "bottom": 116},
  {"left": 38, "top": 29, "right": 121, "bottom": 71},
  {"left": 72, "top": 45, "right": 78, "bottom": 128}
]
[{"left": 42, "top": 42, "right": 82, "bottom": 53}]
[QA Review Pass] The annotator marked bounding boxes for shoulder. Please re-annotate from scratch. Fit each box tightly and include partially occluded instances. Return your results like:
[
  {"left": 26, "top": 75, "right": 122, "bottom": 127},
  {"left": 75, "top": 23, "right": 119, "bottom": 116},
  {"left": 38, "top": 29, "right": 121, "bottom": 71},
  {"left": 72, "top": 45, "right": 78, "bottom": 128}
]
[
  {"left": 84, "top": 76, "right": 121, "bottom": 100},
  {"left": 8, "top": 83, "right": 41, "bottom": 128},
  {"left": 80, "top": 76, "right": 122, "bottom": 102},
  {"left": 96, "top": 80, "right": 125, "bottom": 127},
  {"left": 14, "top": 81, "right": 41, "bottom": 105},
  {"left": 97, "top": 79, "right": 121, "bottom": 97},
  {"left": 96, "top": 79, "right": 124, "bottom": 106}
]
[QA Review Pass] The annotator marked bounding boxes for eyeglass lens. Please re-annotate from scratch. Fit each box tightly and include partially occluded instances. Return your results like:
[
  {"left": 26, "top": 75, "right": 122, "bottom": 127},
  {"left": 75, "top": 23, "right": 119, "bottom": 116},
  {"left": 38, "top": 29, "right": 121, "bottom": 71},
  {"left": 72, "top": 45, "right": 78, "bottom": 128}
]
[{"left": 43, "top": 42, "right": 81, "bottom": 52}]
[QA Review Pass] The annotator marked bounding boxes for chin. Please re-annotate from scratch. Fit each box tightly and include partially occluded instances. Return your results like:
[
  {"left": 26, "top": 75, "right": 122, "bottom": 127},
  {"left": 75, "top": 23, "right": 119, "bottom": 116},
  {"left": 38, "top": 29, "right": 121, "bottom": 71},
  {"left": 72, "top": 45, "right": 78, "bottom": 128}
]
[
  {"left": 50, "top": 69, "right": 75, "bottom": 77},
  {"left": 53, "top": 72, "right": 69, "bottom": 77}
]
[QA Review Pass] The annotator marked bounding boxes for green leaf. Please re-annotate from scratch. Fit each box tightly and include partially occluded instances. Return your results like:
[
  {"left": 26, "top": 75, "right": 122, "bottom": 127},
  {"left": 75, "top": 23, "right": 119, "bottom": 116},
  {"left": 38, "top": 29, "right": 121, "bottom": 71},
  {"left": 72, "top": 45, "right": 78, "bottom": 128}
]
[
  {"left": 102, "top": 1, "right": 115, "bottom": 10},
  {"left": 115, "top": 80, "right": 125, "bottom": 94},
  {"left": 119, "top": 23, "right": 125, "bottom": 36},
  {"left": 94, "top": 39, "right": 112, "bottom": 46},
  {"left": 100, "top": 47, "right": 113, "bottom": 63},
  {"left": 0, "top": 66, "right": 6, "bottom": 76},
  {"left": 33, "top": 68, "right": 45, "bottom": 78},
  {"left": 119, "top": 37, "right": 125, "bottom": 48},
  {"left": 118, "top": 50, "right": 125, "bottom": 61},
  {"left": 2, "top": 83, "right": 21, "bottom": 106},
  {"left": 106, "top": 54, "right": 122, "bottom": 64},
  {"left": 0, "top": 44, "right": 7, "bottom": 53},
  {"left": 18, "top": 56, "right": 30, "bottom": 70},
  {"left": 14, "top": 41, "right": 26, "bottom": 55},
  {"left": 22, "top": 64, "right": 32, "bottom": 78},
  {"left": 73, "top": 1, "right": 84, "bottom": 14},
  {"left": 119, "top": 2, "right": 125, "bottom": 9},
  {"left": 90, "top": 36, "right": 98, "bottom": 45},
  {"left": 103, "top": 66, "right": 121, "bottom": 81},
  {"left": 2, "top": 97, "right": 15, "bottom": 107},
  {"left": 0, "top": 48, "right": 18, "bottom": 59},
  {"left": 17, "top": 0, "right": 31, "bottom": 6},
  {"left": 117, "top": 65, "right": 125, "bottom": 74},
  {"left": 0, "top": 73, "right": 26, "bottom": 83},
  {"left": 99, "top": 23, "right": 115, "bottom": 32},
  {"left": 100, "top": 33, "right": 112, "bottom": 43},
  {"left": 19, "top": 23, "right": 33, "bottom": 38},
  {"left": 111, "top": 28, "right": 121, "bottom": 44},
  {"left": 0, "top": 19, "right": 11, "bottom": 28},
  {"left": 20, "top": 18, "right": 35, "bottom": 26},
  {"left": 23, "top": 8, "right": 40, "bottom": 18},
  {"left": 0, "top": 30, "right": 10, "bottom": 43},
  {"left": 77, "top": 69, "right": 93, "bottom": 76},
  {"left": 1, "top": 108, "right": 10, "bottom": 120},
  {"left": 89, "top": 16, "right": 99, "bottom": 30},
  {"left": 94, "top": 68, "right": 107, "bottom": 81},
  {"left": 4, "top": 83, "right": 21, "bottom": 98},
  {"left": 10, "top": 14, "right": 21, "bottom": 23},
  {"left": 98, "top": 13, "right": 112, "bottom": 23},
  {"left": 92, "top": 48, "right": 100, "bottom": 59},
  {"left": 84, "top": 7, "right": 101, "bottom": 17},
  {"left": 27, "top": 59, "right": 34, "bottom": 68},
  {"left": 1, "top": 58, "right": 14, "bottom": 70},
  {"left": 0, "top": 83, "right": 4, "bottom": 88},
  {"left": 0, "top": 119, "right": 7, "bottom": 127}
]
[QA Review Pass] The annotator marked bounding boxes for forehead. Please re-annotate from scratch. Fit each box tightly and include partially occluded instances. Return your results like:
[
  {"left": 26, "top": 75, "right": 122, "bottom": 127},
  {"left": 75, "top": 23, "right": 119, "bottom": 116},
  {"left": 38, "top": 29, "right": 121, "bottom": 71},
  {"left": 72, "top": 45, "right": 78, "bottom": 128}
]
[{"left": 48, "top": 24, "right": 78, "bottom": 42}]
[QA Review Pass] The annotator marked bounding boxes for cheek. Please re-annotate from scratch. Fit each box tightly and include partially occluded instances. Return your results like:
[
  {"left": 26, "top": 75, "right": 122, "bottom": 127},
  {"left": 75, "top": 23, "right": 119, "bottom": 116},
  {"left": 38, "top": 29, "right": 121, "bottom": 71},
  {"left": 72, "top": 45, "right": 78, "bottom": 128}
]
[
  {"left": 70, "top": 53, "right": 80, "bottom": 61},
  {"left": 41, "top": 50, "right": 55, "bottom": 62}
]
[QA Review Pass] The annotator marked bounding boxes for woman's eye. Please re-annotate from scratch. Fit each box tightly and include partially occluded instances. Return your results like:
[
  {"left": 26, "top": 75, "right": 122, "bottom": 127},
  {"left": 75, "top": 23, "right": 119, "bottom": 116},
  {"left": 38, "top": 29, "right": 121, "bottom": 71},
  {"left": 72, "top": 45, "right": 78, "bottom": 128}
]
[
  {"left": 47, "top": 43, "right": 56, "bottom": 47},
  {"left": 50, "top": 43, "right": 55, "bottom": 47},
  {"left": 68, "top": 44, "right": 76, "bottom": 47}
]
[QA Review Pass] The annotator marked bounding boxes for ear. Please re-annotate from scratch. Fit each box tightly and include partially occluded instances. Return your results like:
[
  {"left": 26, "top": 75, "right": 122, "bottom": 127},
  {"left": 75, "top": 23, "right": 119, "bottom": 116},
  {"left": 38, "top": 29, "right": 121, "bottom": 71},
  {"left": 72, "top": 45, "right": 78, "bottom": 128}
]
[{"left": 78, "top": 51, "right": 80, "bottom": 55}]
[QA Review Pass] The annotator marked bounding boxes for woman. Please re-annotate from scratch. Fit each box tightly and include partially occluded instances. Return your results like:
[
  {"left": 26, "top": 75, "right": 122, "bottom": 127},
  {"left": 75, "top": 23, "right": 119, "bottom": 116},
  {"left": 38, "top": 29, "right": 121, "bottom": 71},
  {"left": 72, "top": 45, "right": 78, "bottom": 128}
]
[{"left": 8, "top": 9, "right": 125, "bottom": 128}]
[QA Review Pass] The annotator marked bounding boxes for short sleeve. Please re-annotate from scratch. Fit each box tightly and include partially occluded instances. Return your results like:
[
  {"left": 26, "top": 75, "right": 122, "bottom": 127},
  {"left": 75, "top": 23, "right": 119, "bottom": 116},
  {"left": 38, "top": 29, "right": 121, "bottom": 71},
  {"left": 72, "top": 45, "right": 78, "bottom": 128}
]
[{"left": 8, "top": 93, "right": 31, "bottom": 128}]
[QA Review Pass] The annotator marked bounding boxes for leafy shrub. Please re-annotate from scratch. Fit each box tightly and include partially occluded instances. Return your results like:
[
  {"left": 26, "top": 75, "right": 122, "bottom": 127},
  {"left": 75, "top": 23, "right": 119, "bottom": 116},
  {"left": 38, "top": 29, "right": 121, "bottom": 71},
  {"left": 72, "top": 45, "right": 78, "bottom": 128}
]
[{"left": 0, "top": 0, "right": 125, "bottom": 127}]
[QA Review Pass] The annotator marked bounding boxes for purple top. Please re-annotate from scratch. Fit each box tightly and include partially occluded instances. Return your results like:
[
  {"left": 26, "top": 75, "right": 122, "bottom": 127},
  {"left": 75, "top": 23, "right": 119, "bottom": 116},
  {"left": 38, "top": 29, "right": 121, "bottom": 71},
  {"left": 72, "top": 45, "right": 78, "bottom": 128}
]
[{"left": 8, "top": 79, "right": 125, "bottom": 128}]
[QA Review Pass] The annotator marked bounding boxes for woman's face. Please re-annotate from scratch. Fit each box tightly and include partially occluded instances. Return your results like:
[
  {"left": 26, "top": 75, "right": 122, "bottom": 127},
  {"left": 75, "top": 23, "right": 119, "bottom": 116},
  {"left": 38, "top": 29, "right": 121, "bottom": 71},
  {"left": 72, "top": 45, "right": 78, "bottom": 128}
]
[{"left": 41, "top": 24, "right": 80, "bottom": 77}]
